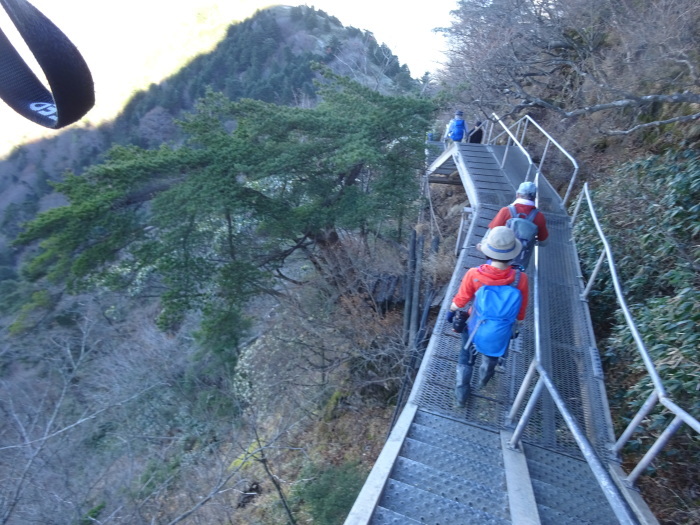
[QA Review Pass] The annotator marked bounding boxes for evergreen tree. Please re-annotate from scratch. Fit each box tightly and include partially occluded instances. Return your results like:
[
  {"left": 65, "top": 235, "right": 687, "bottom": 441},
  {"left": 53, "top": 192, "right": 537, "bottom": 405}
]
[{"left": 15, "top": 72, "right": 435, "bottom": 362}]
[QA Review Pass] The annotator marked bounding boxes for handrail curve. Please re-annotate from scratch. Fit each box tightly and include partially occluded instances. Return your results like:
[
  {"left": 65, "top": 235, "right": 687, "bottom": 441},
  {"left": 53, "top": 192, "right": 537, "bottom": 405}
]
[
  {"left": 489, "top": 113, "right": 580, "bottom": 206},
  {"left": 572, "top": 183, "right": 700, "bottom": 484}
]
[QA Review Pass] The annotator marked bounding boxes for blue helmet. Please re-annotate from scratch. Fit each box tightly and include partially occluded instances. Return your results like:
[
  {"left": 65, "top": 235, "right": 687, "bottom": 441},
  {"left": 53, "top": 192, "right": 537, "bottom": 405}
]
[
  {"left": 517, "top": 181, "right": 537, "bottom": 198},
  {"left": 455, "top": 110, "right": 464, "bottom": 116}
]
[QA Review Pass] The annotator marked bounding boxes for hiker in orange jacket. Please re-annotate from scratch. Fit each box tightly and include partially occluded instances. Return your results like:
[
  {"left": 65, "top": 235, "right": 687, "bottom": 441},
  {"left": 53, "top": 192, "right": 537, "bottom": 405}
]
[{"left": 446, "top": 227, "right": 529, "bottom": 406}]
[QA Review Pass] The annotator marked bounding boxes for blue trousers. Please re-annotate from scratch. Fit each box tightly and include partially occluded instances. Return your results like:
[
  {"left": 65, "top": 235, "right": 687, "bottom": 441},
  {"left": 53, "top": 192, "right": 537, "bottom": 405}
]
[{"left": 455, "top": 330, "right": 500, "bottom": 405}]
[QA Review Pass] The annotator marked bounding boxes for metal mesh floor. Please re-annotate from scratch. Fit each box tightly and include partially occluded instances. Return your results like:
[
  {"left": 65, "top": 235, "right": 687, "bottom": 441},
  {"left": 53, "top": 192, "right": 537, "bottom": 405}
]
[{"left": 415, "top": 144, "right": 615, "bottom": 458}]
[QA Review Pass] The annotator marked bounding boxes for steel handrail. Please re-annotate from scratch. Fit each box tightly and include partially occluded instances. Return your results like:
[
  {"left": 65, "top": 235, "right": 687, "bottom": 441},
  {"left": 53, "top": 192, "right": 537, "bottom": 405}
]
[
  {"left": 488, "top": 113, "right": 538, "bottom": 183},
  {"left": 506, "top": 207, "right": 638, "bottom": 523},
  {"left": 509, "top": 362, "right": 640, "bottom": 524},
  {"left": 492, "top": 117, "right": 638, "bottom": 517},
  {"left": 488, "top": 114, "right": 580, "bottom": 206},
  {"left": 572, "top": 183, "right": 700, "bottom": 485},
  {"left": 511, "top": 179, "right": 699, "bottom": 495},
  {"left": 506, "top": 232, "right": 638, "bottom": 525}
]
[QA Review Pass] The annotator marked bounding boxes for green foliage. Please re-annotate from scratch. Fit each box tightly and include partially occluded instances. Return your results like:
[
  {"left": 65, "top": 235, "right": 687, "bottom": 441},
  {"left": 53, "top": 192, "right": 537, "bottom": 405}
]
[
  {"left": 137, "top": 456, "right": 181, "bottom": 497},
  {"left": 294, "top": 461, "right": 365, "bottom": 525},
  {"left": 322, "top": 390, "right": 348, "bottom": 422},
  {"left": 78, "top": 502, "right": 105, "bottom": 525},
  {"left": 14, "top": 72, "right": 434, "bottom": 359},
  {"left": 8, "top": 289, "right": 55, "bottom": 335},
  {"left": 576, "top": 149, "right": 700, "bottom": 329},
  {"left": 0, "top": 265, "right": 15, "bottom": 280},
  {"left": 574, "top": 149, "right": 699, "bottom": 460},
  {"left": 611, "top": 288, "right": 700, "bottom": 421},
  {"left": 0, "top": 278, "right": 32, "bottom": 316}
]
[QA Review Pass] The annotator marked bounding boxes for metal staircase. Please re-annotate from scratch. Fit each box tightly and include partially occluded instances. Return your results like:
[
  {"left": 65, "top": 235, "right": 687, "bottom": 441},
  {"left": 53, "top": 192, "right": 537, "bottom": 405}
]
[{"left": 345, "top": 119, "right": 664, "bottom": 524}]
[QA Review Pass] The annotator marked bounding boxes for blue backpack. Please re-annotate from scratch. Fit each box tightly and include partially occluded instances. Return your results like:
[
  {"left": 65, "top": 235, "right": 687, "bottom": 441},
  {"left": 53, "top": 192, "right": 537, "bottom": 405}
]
[
  {"left": 467, "top": 270, "right": 522, "bottom": 357},
  {"left": 449, "top": 119, "right": 466, "bottom": 141}
]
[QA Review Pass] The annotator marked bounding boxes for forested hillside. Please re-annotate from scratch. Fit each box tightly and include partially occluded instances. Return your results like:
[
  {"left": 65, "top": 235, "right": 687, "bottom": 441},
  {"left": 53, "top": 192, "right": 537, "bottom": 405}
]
[
  {"left": 0, "top": 5, "right": 417, "bottom": 260},
  {"left": 0, "top": 1, "right": 698, "bottom": 524},
  {"left": 0, "top": 6, "right": 432, "bottom": 524}
]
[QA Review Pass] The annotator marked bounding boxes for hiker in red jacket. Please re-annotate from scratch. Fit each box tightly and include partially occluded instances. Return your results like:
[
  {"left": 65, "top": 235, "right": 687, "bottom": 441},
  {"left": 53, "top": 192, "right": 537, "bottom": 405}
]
[
  {"left": 446, "top": 227, "right": 529, "bottom": 407},
  {"left": 479, "top": 181, "right": 548, "bottom": 270}
]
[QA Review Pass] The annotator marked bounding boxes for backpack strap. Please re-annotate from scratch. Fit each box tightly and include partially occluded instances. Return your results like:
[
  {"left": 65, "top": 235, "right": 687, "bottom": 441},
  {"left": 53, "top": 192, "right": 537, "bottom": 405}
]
[
  {"left": 510, "top": 269, "right": 521, "bottom": 287},
  {"left": 0, "top": 0, "right": 94, "bottom": 128},
  {"left": 509, "top": 204, "right": 538, "bottom": 221},
  {"left": 525, "top": 208, "right": 539, "bottom": 222}
]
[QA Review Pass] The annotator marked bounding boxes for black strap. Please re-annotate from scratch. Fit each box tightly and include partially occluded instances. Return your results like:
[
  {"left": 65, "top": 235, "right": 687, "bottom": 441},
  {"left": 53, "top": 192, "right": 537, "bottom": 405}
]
[{"left": 0, "top": 0, "right": 94, "bottom": 128}]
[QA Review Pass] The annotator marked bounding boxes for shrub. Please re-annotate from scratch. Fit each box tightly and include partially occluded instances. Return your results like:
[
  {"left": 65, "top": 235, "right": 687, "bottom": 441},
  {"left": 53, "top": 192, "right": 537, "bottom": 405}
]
[
  {"left": 294, "top": 461, "right": 365, "bottom": 525},
  {"left": 575, "top": 148, "right": 699, "bottom": 508}
]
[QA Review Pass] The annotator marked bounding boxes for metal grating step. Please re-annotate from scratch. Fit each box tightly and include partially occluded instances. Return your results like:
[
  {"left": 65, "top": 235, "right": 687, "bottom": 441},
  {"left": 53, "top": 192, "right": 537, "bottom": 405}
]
[
  {"left": 390, "top": 456, "right": 510, "bottom": 520},
  {"left": 537, "top": 503, "right": 604, "bottom": 525},
  {"left": 524, "top": 443, "right": 588, "bottom": 477},
  {"left": 532, "top": 479, "right": 618, "bottom": 524},
  {"left": 408, "top": 423, "right": 503, "bottom": 467},
  {"left": 412, "top": 411, "right": 502, "bottom": 448},
  {"left": 370, "top": 506, "right": 423, "bottom": 524},
  {"left": 399, "top": 437, "right": 506, "bottom": 491},
  {"left": 374, "top": 478, "right": 511, "bottom": 525},
  {"left": 524, "top": 443, "right": 620, "bottom": 524}
]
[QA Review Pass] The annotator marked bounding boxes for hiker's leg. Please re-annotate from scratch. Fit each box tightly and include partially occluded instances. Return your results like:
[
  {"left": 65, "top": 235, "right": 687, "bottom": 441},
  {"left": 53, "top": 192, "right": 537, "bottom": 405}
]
[
  {"left": 455, "top": 331, "right": 475, "bottom": 406},
  {"left": 498, "top": 346, "right": 508, "bottom": 368},
  {"left": 478, "top": 355, "right": 499, "bottom": 388}
]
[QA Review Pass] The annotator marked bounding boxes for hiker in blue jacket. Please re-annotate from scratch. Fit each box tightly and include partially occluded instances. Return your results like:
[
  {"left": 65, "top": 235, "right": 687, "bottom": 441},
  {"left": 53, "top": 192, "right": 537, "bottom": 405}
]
[
  {"left": 443, "top": 110, "right": 468, "bottom": 149},
  {"left": 445, "top": 227, "right": 530, "bottom": 407}
]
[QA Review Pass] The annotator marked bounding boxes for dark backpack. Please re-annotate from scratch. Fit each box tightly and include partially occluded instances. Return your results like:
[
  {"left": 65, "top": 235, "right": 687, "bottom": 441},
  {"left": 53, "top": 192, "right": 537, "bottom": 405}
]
[
  {"left": 467, "top": 270, "right": 522, "bottom": 357},
  {"left": 449, "top": 119, "right": 466, "bottom": 141},
  {"left": 505, "top": 205, "right": 539, "bottom": 269},
  {"left": 468, "top": 127, "right": 483, "bottom": 143}
]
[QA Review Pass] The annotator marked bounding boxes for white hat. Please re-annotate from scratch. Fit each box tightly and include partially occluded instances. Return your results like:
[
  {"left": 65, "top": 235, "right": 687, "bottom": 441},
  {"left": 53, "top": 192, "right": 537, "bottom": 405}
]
[{"left": 481, "top": 226, "right": 522, "bottom": 261}]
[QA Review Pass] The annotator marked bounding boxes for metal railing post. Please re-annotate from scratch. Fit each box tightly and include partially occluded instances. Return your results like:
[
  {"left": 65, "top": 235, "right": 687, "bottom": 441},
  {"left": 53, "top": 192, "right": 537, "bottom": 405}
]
[
  {"left": 612, "top": 391, "right": 659, "bottom": 455},
  {"left": 581, "top": 250, "right": 607, "bottom": 300},
  {"left": 625, "top": 416, "right": 684, "bottom": 487},
  {"left": 570, "top": 185, "right": 586, "bottom": 225},
  {"left": 506, "top": 358, "right": 539, "bottom": 426},
  {"left": 540, "top": 139, "right": 550, "bottom": 166},
  {"left": 509, "top": 375, "right": 545, "bottom": 448}
]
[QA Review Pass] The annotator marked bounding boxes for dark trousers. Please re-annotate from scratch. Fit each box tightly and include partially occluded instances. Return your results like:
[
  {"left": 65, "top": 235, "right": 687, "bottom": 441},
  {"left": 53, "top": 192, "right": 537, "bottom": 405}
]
[{"left": 455, "top": 330, "right": 499, "bottom": 405}]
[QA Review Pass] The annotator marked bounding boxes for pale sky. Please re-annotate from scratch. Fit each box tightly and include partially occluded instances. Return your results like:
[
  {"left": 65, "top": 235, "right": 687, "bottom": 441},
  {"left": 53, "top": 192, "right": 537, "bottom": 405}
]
[{"left": 0, "top": 1, "right": 457, "bottom": 153}]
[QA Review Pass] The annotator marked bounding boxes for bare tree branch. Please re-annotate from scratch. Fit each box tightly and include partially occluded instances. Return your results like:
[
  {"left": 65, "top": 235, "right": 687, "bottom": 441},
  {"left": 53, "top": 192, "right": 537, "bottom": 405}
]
[{"left": 606, "top": 111, "right": 700, "bottom": 135}]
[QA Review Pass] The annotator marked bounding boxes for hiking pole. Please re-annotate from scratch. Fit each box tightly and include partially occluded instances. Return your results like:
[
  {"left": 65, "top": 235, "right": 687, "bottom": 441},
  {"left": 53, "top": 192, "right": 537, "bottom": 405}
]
[{"left": 461, "top": 319, "right": 483, "bottom": 357}]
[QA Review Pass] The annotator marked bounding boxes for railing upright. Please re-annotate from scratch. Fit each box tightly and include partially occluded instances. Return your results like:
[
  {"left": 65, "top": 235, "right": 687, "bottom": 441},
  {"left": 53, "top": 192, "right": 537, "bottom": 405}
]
[
  {"left": 571, "top": 183, "right": 700, "bottom": 487},
  {"left": 496, "top": 117, "right": 699, "bottom": 503},
  {"left": 487, "top": 114, "right": 579, "bottom": 206}
]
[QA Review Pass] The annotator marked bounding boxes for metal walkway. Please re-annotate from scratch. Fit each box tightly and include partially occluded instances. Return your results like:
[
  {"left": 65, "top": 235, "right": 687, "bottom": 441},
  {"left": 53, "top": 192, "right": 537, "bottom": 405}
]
[{"left": 346, "top": 135, "right": 658, "bottom": 524}]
